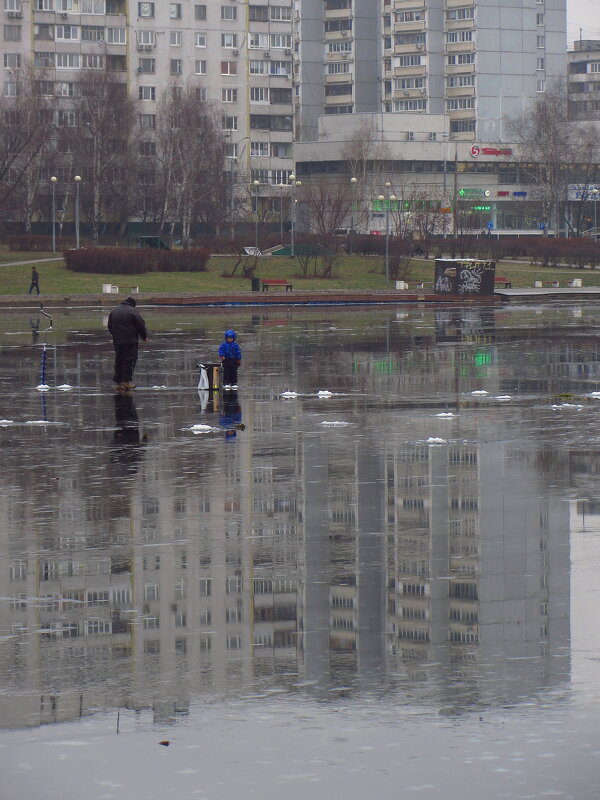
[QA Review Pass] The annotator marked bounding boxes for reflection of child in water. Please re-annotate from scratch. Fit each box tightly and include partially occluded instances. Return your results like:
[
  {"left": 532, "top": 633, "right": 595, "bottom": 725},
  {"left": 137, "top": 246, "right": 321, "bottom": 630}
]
[{"left": 219, "top": 391, "right": 244, "bottom": 439}]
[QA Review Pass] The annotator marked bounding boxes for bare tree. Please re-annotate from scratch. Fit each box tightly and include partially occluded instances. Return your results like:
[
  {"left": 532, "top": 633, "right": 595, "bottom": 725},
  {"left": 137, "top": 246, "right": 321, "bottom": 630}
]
[
  {"left": 156, "top": 84, "right": 228, "bottom": 243},
  {"left": 69, "top": 69, "right": 136, "bottom": 243},
  {"left": 0, "top": 62, "right": 54, "bottom": 222},
  {"left": 506, "top": 83, "right": 600, "bottom": 236}
]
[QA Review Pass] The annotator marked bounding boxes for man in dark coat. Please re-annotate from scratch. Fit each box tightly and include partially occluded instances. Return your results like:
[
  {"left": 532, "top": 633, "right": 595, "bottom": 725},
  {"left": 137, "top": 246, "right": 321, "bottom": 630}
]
[
  {"left": 107, "top": 297, "right": 148, "bottom": 391},
  {"left": 28, "top": 267, "right": 40, "bottom": 295}
]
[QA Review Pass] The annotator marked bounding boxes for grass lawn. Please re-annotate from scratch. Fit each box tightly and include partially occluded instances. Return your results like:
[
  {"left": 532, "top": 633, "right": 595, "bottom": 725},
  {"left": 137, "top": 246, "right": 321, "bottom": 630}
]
[{"left": 0, "top": 247, "right": 599, "bottom": 295}]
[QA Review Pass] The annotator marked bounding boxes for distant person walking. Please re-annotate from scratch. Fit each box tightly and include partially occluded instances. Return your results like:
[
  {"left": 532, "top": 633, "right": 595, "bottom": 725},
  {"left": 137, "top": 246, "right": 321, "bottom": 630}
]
[
  {"left": 107, "top": 297, "right": 148, "bottom": 391},
  {"left": 28, "top": 267, "right": 40, "bottom": 295},
  {"left": 218, "top": 328, "right": 241, "bottom": 390}
]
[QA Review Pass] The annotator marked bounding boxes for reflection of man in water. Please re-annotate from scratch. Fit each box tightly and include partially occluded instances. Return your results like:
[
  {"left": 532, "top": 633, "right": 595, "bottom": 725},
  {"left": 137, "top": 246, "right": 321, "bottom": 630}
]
[
  {"left": 110, "top": 393, "right": 146, "bottom": 474},
  {"left": 30, "top": 318, "right": 40, "bottom": 344},
  {"left": 219, "top": 391, "right": 244, "bottom": 439}
]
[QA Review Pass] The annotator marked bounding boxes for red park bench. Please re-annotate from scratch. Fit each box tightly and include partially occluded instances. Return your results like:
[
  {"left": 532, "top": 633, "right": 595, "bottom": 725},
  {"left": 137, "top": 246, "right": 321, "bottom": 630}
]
[{"left": 261, "top": 278, "right": 293, "bottom": 292}]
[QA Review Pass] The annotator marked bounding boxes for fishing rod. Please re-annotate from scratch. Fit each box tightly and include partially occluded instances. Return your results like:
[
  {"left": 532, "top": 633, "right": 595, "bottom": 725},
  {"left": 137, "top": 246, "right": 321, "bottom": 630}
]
[{"left": 37, "top": 304, "right": 53, "bottom": 391}]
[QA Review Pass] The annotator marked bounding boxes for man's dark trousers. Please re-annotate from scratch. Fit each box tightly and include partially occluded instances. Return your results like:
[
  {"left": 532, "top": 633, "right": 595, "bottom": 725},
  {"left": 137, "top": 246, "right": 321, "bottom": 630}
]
[{"left": 113, "top": 342, "right": 139, "bottom": 384}]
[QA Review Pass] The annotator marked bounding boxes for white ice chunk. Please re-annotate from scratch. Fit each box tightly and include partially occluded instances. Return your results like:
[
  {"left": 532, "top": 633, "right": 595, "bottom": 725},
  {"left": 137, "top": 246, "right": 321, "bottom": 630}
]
[
  {"left": 188, "top": 423, "right": 218, "bottom": 434},
  {"left": 281, "top": 391, "right": 298, "bottom": 398},
  {"left": 495, "top": 395, "right": 512, "bottom": 400},
  {"left": 436, "top": 412, "right": 455, "bottom": 418},
  {"left": 471, "top": 390, "right": 489, "bottom": 395},
  {"left": 36, "top": 384, "right": 50, "bottom": 391},
  {"left": 427, "top": 437, "right": 446, "bottom": 444},
  {"left": 320, "top": 421, "right": 350, "bottom": 427},
  {"left": 317, "top": 390, "right": 333, "bottom": 397},
  {"left": 57, "top": 384, "right": 72, "bottom": 391}
]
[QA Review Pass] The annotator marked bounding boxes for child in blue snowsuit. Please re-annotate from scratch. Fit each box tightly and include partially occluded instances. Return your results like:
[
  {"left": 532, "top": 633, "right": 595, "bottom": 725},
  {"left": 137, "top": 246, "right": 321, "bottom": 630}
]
[{"left": 218, "top": 329, "right": 242, "bottom": 389}]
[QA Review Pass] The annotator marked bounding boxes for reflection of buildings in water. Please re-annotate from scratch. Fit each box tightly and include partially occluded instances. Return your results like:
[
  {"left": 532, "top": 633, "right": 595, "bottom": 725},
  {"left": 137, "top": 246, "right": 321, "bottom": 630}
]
[
  {"left": 385, "top": 436, "right": 570, "bottom": 705},
  {"left": 0, "top": 349, "right": 572, "bottom": 730}
]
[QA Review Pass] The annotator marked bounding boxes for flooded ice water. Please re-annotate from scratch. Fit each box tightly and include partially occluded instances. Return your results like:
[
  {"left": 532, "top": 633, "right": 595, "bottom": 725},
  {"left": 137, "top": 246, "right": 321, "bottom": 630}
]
[{"left": 1, "top": 303, "right": 600, "bottom": 799}]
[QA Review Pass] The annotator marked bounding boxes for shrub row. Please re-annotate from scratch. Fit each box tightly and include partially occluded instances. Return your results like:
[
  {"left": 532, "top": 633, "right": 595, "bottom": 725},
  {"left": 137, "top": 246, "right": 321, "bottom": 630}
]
[
  {"left": 8, "top": 235, "right": 56, "bottom": 251},
  {"left": 64, "top": 247, "right": 211, "bottom": 274}
]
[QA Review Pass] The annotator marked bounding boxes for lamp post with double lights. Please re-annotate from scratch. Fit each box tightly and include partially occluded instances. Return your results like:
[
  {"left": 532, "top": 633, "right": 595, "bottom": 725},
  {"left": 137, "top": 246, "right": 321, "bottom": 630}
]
[
  {"left": 289, "top": 174, "right": 301, "bottom": 257},
  {"left": 74, "top": 175, "right": 81, "bottom": 249},
  {"left": 377, "top": 182, "right": 396, "bottom": 286},
  {"left": 50, "top": 176, "right": 57, "bottom": 253},
  {"left": 253, "top": 180, "right": 260, "bottom": 251}
]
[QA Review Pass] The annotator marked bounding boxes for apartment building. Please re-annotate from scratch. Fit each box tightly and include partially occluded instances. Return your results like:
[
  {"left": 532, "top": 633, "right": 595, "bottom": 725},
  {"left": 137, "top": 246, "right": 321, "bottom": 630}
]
[
  {"left": 1, "top": 0, "right": 295, "bottom": 219},
  {"left": 296, "top": 0, "right": 567, "bottom": 142}
]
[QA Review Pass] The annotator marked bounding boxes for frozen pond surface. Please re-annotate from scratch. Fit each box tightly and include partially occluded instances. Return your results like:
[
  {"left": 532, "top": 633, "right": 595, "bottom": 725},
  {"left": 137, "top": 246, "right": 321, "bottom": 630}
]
[{"left": 2, "top": 303, "right": 600, "bottom": 799}]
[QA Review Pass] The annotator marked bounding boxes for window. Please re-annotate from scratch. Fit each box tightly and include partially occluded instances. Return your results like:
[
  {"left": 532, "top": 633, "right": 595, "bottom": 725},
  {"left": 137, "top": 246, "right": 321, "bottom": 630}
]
[
  {"left": 446, "top": 74, "right": 474, "bottom": 88},
  {"left": 34, "top": 23, "right": 54, "bottom": 39},
  {"left": 324, "top": 18, "right": 352, "bottom": 32},
  {"left": 56, "top": 0, "right": 72, "bottom": 8},
  {"left": 194, "top": 59, "right": 206, "bottom": 74},
  {"left": 170, "top": 59, "right": 182, "bottom": 75},
  {"left": 270, "top": 33, "right": 292, "bottom": 49},
  {"left": 56, "top": 52, "right": 80, "bottom": 68},
  {"left": 250, "top": 142, "right": 269, "bottom": 157},
  {"left": 221, "top": 60, "right": 237, "bottom": 75},
  {"left": 537, "top": 79, "right": 545, "bottom": 92},
  {"left": 4, "top": 24, "right": 20, "bottom": 40},
  {"left": 170, "top": 2, "right": 181, "bottom": 18},
  {"left": 328, "top": 61, "right": 351, "bottom": 74},
  {"left": 537, "top": 35, "right": 545, "bottom": 48},
  {"left": 4, "top": 53, "right": 21, "bottom": 68},
  {"left": 398, "top": 55, "right": 421, "bottom": 67},
  {"left": 138, "top": 1, "right": 154, "bottom": 17},
  {"left": 170, "top": 30, "right": 182, "bottom": 46},
  {"left": 249, "top": 60, "right": 267, "bottom": 74},
  {"left": 249, "top": 5, "right": 268, "bottom": 21},
  {"left": 446, "top": 30, "right": 473, "bottom": 43},
  {"left": 139, "top": 85, "right": 155, "bottom": 100},
  {"left": 222, "top": 115, "right": 238, "bottom": 130},
  {"left": 36, "top": 0, "right": 52, "bottom": 8},
  {"left": 445, "top": 7, "right": 474, "bottom": 20},
  {"left": 221, "top": 5, "right": 236, "bottom": 20},
  {"left": 222, "top": 87, "right": 237, "bottom": 102},
  {"left": 196, "top": 86, "right": 207, "bottom": 101},
  {"left": 446, "top": 97, "right": 475, "bottom": 110},
  {"left": 225, "top": 142, "right": 237, "bottom": 158},
  {"left": 4, "top": 0, "right": 22, "bottom": 10},
  {"left": 447, "top": 52, "right": 475, "bottom": 65},
  {"left": 82, "top": 53, "right": 104, "bottom": 68},
  {"left": 451, "top": 118, "right": 476, "bottom": 133},
  {"left": 107, "top": 27, "right": 126, "bottom": 44},
  {"left": 393, "top": 99, "right": 427, "bottom": 111},
  {"left": 195, "top": 32, "right": 206, "bottom": 47},
  {"left": 270, "top": 5, "right": 291, "bottom": 20},
  {"left": 328, "top": 40, "right": 352, "bottom": 53},
  {"left": 194, "top": 4, "right": 206, "bottom": 19},
  {"left": 34, "top": 52, "right": 55, "bottom": 67},
  {"left": 138, "top": 29, "right": 155, "bottom": 45},
  {"left": 3, "top": 81, "right": 17, "bottom": 97},
  {"left": 250, "top": 87, "right": 269, "bottom": 103},
  {"left": 139, "top": 113, "right": 156, "bottom": 130},
  {"left": 249, "top": 32, "right": 269, "bottom": 49},
  {"left": 81, "top": 0, "right": 105, "bottom": 11},
  {"left": 56, "top": 81, "right": 77, "bottom": 96},
  {"left": 221, "top": 32, "right": 237, "bottom": 48},
  {"left": 81, "top": 25, "right": 103, "bottom": 41},
  {"left": 271, "top": 87, "right": 291, "bottom": 104},
  {"left": 138, "top": 57, "right": 155, "bottom": 73},
  {"left": 199, "top": 578, "right": 211, "bottom": 596},
  {"left": 140, "top": 140, "right": 156, "bottom": 156},
  {"left": 536, "top": 13, "right": 544, "bottom": 24},
  {"left": 56, "top": 25, "right": 78, "bottom": 40},
  {"left": 269, "top": 60, "right": 291, "bottom": 75}
]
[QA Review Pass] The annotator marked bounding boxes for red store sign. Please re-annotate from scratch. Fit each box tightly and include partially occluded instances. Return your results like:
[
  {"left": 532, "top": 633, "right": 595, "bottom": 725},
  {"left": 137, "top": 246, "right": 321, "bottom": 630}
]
[{"left": 470, "top": 145, "right": 513, "bottom": 158}]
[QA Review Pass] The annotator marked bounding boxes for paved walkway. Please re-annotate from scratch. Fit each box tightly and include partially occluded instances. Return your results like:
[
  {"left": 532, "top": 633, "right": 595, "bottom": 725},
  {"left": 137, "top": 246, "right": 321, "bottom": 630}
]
[{"left": 0, "top": 257, "right": 63, "bottom": 268}]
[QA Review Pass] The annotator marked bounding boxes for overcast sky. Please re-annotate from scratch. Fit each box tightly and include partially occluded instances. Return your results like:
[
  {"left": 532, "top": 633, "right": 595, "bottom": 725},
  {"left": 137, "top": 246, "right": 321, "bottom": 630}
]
[{"left": 568, "top": 0, "right": 600, "bottom": 44}]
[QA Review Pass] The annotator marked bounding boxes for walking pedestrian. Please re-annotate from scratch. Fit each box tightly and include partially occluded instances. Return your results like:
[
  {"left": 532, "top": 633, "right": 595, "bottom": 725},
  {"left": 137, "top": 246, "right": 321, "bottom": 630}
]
[
  {"left": 107, "top": 297, "right": 148, "bottom": 391},
  {"left": 218, "top": 328, "right": 241, "bottom": 390},
  {"left": 28, "top": 267, "right": 40, "bottom": 295}
]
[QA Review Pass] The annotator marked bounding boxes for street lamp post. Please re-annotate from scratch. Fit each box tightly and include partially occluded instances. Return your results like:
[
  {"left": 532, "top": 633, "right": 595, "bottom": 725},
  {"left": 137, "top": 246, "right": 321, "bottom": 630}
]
[
  {"left": 350, "top": 176, "right": 357, "bottom": 254},
  {"left": 253, "top": 180, "right": 260, "bottom": 251},
  {"left": 74, "top": 175, "right": 81, "bottom": 249},
  {"left": 278, "top": 182, "right": 285, "bottom": 241},
  {"left": 378, "top": 184, "right": 396, "bottom": 286},
  {"left": 50, "top": 176, "right": 57, "bottom": 253},
  {"left": 592, "top": 188, "right": 599, "bottom": 235},
  {"left": 289, "top": 174, "right": 301, "bottom": 257}
]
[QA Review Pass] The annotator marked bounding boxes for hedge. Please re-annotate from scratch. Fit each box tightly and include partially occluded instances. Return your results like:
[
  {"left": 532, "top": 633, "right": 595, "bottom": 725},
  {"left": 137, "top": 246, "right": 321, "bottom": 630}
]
[
  {"left": 9, "top": 235, "right": 56, "bottom": 251},
  {"left": 64, "top": 247, "right": 211, "bottom": 274}
]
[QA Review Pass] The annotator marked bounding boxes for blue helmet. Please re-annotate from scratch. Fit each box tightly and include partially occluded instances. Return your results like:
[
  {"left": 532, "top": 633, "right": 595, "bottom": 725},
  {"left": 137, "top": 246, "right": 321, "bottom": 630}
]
[{"left": 224, "top": 329, "right": 236, "bottom": 339}]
